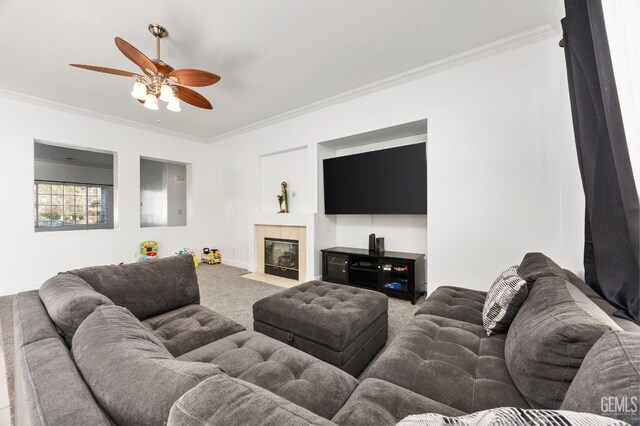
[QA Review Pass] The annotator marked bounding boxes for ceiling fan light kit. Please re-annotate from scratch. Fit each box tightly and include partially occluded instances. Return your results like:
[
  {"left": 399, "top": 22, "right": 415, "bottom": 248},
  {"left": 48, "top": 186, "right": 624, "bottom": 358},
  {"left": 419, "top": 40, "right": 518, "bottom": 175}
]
[
  {"left": 167, "top": 96, "right": 181, "bottom": 112},
  {"left": 143, "top": 93, "right": 159, "bottom": 111},
  {"left": 70, "top": 23, "right": 219, "bottom": 112},
  {"left": 159, "top": 84, "right": 174, "bottom": 102},
  {"left": 131, "top": 81, "right": 147, "bottom": 100}
]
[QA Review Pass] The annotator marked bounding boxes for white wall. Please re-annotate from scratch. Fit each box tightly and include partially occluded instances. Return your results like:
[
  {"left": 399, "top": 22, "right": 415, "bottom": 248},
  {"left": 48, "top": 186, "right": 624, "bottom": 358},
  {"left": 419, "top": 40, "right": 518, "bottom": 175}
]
[
  {"left": 259, "top": 147, "right": 308, "bottom": 213},
  {"left": 208, "top": 36, "right": 583, "bottom": 294},
  {"left": 335, "top": 214, "right": 427, "bottom": 254},
  {"left": 34, "top": 159, "right": 113, "bottom": 185},
  {"left": 140, "top": 158, "right": 168, "bottom": 227},
  {"left": 0, "top": 97, "right": 214, "bottom": 295},
  {"left": 602, "top": 0, "right": 640, "bottom": 190},
  {"left": 167, "top": 162, "right": 188, "bottom": 227}
]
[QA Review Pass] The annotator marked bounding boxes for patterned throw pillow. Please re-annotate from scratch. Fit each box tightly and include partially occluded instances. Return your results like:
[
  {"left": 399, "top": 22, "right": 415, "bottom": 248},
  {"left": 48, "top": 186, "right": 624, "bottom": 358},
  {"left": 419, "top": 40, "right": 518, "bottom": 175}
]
[
  {"left": 397, "top": 407, "right": 630, "bottom": 426},
  {"left": 482, "top": 266, "right": 527, "bottom": 336}
]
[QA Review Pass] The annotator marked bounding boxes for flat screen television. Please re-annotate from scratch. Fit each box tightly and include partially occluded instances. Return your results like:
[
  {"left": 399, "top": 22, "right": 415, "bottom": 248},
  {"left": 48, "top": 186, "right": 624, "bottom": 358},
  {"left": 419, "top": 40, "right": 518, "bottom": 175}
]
[{"left": 323, "top": 142, "right": 427, "bottom": 214}]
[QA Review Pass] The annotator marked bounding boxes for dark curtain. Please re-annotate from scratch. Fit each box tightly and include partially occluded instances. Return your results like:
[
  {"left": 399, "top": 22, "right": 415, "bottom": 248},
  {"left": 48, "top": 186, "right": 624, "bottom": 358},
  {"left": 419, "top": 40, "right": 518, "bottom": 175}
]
[{"left": 562, "top": 0, "right": 640, "bottom": 322}]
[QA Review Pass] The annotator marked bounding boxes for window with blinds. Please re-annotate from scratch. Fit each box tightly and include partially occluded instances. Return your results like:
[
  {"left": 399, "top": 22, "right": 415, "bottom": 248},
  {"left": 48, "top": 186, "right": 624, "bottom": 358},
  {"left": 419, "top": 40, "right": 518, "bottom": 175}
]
[{"left": 34, "top": 182, "right": 113, "bottom": 231}]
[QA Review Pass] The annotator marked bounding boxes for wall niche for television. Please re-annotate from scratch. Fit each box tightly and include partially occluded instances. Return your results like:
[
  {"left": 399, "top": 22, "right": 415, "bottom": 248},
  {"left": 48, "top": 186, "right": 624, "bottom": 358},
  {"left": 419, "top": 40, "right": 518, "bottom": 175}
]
[
  {"left": 318, "top": 120, "right": 428, "bottom": 278},
  {"left": 321, "top": 119, "right": 427, "bottom": 215}
]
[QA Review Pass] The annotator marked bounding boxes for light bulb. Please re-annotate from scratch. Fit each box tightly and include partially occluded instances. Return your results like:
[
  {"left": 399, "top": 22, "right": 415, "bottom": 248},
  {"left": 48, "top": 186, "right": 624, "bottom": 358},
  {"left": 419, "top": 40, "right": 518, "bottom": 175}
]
[
  {"left": 131, "top": 81, "right": 147, "bottom": 100},
  {"left": 167, "top": 97, "right": 181, "bottom": 112},
  {"left": 159, "top": 84, "right": 174, "bottom": 102},
  {"left": 143, "top": 94, "right": 159, "bottom": 111}
]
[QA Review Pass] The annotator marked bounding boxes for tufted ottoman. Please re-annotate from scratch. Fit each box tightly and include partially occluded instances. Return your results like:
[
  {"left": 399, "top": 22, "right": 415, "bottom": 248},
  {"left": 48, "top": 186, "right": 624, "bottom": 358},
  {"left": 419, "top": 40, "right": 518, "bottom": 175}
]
[{"left": 252, "top": 280, "right": 388, "bottom": 376}]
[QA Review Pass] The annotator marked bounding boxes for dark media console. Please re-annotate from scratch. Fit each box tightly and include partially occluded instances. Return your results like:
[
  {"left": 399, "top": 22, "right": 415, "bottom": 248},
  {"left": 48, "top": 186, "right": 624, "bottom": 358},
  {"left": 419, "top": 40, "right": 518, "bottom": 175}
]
[{"left": 321, "top": 247, "right": 425, "bottom": 304}]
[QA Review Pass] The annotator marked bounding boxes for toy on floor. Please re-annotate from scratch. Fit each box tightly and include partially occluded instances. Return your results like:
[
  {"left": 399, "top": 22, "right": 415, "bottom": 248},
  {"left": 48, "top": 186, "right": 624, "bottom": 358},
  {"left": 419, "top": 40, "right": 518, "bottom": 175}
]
[
  {"left": 139, "top": 241, "right": 159, "bottom": 262},
  {"left": 176, "top": 248, "right": 199, "bottom": 268},
  {"left": 201, "top": 248, "right": 222, "bottom": 265}
]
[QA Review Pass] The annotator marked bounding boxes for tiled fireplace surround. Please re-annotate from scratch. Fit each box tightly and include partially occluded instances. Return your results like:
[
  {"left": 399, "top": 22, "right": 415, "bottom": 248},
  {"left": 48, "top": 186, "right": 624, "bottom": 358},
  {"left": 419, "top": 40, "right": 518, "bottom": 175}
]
[{"left": 255, "top": 224, "right": 307, "bottom": 281}]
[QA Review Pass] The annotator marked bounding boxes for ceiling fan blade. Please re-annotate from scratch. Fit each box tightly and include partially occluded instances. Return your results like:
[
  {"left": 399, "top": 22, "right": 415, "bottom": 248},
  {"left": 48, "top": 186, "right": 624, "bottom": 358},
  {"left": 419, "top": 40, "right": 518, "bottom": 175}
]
[
  {"left": 69, "top": 64, "right": 143, "bottom": 78},
  {"left": 175, "top": 86, "right": 213, "bottom": 109},
  {"left": 114, "top": 37, "right": 158, "bottom": 75},
  {"left": 169, "top": 69, "right": 221, "bottom": 87}
]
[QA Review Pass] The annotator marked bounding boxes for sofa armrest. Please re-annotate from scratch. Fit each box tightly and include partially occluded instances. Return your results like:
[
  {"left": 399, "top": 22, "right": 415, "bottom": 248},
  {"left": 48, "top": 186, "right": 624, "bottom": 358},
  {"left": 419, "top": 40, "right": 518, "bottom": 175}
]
[
  {"left": 14, "top": 292, "right": 112, "bottom": 426},
  {"left": 168, "top": 374, "right": 335, "bottom": 426}
]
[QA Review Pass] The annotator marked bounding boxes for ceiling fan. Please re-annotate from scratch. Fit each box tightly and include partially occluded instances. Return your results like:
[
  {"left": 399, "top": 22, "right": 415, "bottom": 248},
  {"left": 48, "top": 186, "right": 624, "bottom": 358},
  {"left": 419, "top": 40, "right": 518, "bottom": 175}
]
[{"left": 70, "top": 24, "right": 220, "bottom": 112}]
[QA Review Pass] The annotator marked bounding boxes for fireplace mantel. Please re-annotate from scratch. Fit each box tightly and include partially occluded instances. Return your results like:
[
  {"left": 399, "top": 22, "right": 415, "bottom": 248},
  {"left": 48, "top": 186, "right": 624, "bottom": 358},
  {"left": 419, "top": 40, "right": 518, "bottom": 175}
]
[{"left": 250, "top": 212, "right": 314, "bottom": 227}]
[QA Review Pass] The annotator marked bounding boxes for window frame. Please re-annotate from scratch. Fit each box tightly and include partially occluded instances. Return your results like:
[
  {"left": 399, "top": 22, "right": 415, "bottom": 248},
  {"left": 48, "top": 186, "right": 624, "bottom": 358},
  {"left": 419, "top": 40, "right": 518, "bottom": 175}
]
[{"left": 34, "top": 180, "right": 114, "bottom": 232}]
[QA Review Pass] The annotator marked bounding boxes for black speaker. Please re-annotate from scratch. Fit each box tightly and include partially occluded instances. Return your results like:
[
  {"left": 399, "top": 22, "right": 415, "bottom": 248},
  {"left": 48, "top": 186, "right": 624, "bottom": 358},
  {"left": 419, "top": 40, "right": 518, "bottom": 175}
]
[
  {"left": 368, "top": 233, "right": 376, "bottom": 252},
  {"left": 375, "top": 237, "right": 385, "bottom": 253}
]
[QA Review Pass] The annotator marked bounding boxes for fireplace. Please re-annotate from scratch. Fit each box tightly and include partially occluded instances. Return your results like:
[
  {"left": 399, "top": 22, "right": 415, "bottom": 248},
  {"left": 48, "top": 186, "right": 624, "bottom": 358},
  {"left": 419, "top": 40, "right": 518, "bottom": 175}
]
[{"left": 264, "top": 237, "right": 299, "bottom": 280}]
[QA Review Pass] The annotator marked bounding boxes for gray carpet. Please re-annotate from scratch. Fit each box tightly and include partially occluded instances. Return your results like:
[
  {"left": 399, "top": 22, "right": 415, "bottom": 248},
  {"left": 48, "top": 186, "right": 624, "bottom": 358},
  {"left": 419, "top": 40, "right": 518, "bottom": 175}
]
[
  {"left": 0, "top": 263, "right": 425, "bottom": 424},
  {"left": 0, "top": 295, "right": 15, "bottom": 425},
  {"left": 196, "top": 264, "right": 426, "bottom": 378}
]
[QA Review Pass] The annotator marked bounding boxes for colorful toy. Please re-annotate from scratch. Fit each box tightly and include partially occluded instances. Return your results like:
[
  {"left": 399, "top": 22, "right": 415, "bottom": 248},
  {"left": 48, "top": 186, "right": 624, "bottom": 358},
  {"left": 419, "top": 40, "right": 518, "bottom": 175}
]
[
  {"left": 176, "top": 248, "right": 199, "bottom": 268},
  {"left": 139, "top": 241, "right": 159, "bottom": 262},
  {"left": 201, "top": 248, "right": 222, "bottom": 265}
]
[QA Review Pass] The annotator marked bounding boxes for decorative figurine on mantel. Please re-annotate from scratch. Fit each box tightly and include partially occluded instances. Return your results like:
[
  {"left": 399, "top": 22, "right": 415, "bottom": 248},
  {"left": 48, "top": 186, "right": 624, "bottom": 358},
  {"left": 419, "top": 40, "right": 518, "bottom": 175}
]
[{"left": 277, "top": 181, "right": 289, "bottom": 213}]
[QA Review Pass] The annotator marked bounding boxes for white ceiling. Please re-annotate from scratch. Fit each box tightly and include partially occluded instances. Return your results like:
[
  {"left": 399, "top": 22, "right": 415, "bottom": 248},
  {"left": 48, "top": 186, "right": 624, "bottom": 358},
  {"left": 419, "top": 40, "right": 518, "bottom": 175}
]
[{"left": 0, "top": 0, "right": 560, "bottom": 141}]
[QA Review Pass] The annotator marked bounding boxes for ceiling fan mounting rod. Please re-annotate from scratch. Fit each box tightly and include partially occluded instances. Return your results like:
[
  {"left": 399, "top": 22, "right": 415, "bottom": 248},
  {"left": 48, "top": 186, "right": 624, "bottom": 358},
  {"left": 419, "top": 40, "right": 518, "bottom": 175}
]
[{"left": 148, "top": 23, "right": 169, "bottom": 61}]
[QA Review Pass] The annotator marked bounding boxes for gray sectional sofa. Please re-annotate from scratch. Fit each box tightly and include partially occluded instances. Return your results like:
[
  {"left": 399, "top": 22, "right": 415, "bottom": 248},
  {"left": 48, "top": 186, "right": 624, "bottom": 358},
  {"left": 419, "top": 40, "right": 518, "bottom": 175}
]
[{"left": 14, "top": 253, "right": 640, "bottom": 425}]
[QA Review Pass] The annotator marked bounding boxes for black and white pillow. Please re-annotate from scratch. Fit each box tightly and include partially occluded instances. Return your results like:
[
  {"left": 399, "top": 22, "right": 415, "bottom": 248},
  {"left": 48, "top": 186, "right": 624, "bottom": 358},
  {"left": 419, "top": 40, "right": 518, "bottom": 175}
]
[
  {"left": 397, "top": 407, "right": 630, "bottom": 426},
  {"left": 482, "top": 265, "right": 527, "bottom": 336}
]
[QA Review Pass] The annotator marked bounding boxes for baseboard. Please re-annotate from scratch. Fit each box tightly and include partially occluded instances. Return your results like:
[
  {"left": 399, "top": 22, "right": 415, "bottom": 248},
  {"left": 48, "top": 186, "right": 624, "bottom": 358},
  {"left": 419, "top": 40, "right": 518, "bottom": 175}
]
[{"left": 222, "top": 259, "right": 249, "bottom": 270}]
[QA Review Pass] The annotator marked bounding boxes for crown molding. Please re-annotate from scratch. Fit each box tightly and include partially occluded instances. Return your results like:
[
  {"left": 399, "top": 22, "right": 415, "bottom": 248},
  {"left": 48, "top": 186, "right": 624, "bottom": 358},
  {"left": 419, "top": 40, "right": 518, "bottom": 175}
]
[
  {"left": 0, "top": 88, "right": 207, "bottom": 143},
  {"left": 0, "top": 24, "right": 558, "bottom": 145},
  {"left": 207, "top": 24, "right": 557, "bottom": 144}
]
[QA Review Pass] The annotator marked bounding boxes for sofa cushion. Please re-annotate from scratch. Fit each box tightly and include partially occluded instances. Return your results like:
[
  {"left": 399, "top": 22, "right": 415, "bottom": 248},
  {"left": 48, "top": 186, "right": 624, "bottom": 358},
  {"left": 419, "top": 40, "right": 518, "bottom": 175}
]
[
  {"left": 253, "top": 280, "right": 388, "bottom": 351},
  {"left": 505, "top": 277, "right": 622, "bottom": 409},
  {"left": 178, "top": 330, "right": 359, "bottom": 420},
  {"left": 365, "top": 314, "right": 528, "bottom": 413},
  {"left": 414, "top": 286, "right": 485, "bottom": 325},
  {"left": 72, "top": 305, "right": 222, "bottom": 426},
  {"left": 396, "top": 407, "right": 630, "bottom": 426},
  {"left": 563, "top": 269, "right": 640, "bottom": 332},
  {"left": 482, "top": 266, "right": 528, "bottom": 335},
  {"left": 39, "top": 273, "right": 114, "bottom": 340},
  {"left": 517, "top": 252, "right": 568, "bottom": 282},
  {"left": 522, "top": 261, "right": 625, "bottom": 325},
  {"left": 561, "top": 331, "right": 640, "bottom": 425},
  {"left": 69, "top": 255, "right": 199, "bottom": 320},
  {"left": 142, "top": 304, "right": 245, "bottom": 357},
  {"left": 332, "top": 378, "right": 464, "bottom": 426},
  {"left": 168, "top": 374, "right": 334, "bottom": 426},
  {"left": 563, "top": 269, "right": 602, "bottom": 299},
  {"left": 13, "top": 291, "right": 112, "bottom": 426}
]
